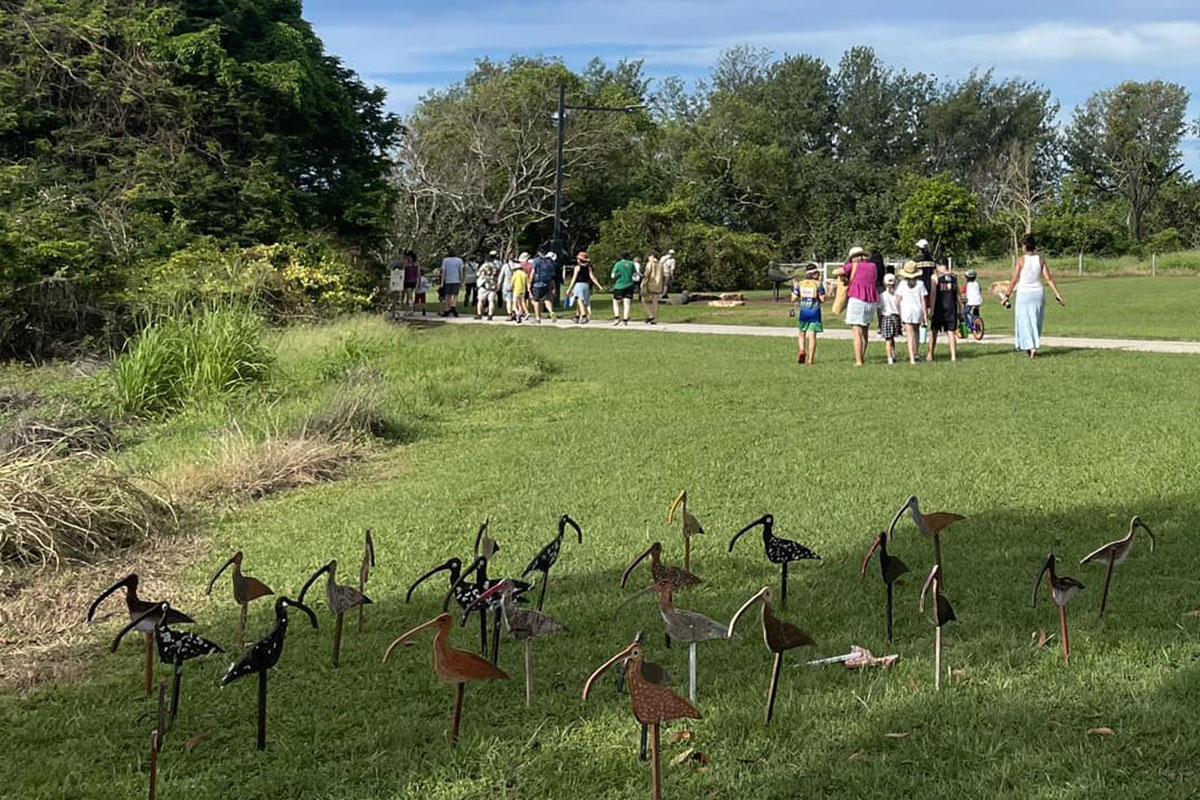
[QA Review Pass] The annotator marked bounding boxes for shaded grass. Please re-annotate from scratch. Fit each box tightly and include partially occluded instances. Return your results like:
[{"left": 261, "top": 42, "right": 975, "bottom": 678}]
[
  {"left": 3, "top": 324, "right": 1200, "bottom": 799},
  {"left": 640, "top": 275, "right": 1200, "bottom": 341}
]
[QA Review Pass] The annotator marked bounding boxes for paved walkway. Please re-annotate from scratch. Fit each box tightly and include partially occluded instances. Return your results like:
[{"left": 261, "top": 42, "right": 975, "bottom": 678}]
[{"left": 419, "top": 314, "right": 1200, "bottom": 355}]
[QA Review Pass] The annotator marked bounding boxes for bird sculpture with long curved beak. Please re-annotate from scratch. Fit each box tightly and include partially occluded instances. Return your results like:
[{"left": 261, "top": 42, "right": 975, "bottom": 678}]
[
  {"left": 1080, "top": 516, "right": 1154, "bottom": 617},
  {"left": 464, "top": 579, "right": 565, "bottom": 706},
  {"left": 614, "top": 631, "right": 672, "bottom": 762},
  {"left": 667, "top": 491, "right": 704, "bottom": 574},
  {"left": 620, "top": 578, "right": 731, "bottom": 703},
  {"left": 1033, "top": 554, "right": 1084, "bottom": 665},
  {"left": 384, "top": 612, "right": 508, "bottom": 747},
  {"left": 205, "top": 551, "right": 273, "bottom": 648},
  {"left": 888, "top": 495, "right": 964, "bottom": 587},
  {"left": 407, "top": 556, "right": 488, "bottom": 655},
  {"left": 87, "top": 574, "right": 194, "bottom": 695},
  {"left": 860, "top": 530, "right": 909, "bottom": 643},
  {"left": 729, "top": 514, "right": 820, "bottom": 609},
  {"left": 298, "top": 559, "right": 372, "bottom": 667},
  {"left": 358, "top": 529, "right": 376, "bottom": 633},
  {"left": 583, "top": 635, "right": 701, "bottom": 800},
  {"left": 522, "top": 513, "right": 582, "bottom": 611},
  {"left": 918, "top": 565, "right": 955, "bottom": 690},
  {"left": 221, "top": 596, "right": 317, "bottom": 751},
  {"left": 448, "top": 552, "right": 533, "bottom": 666},
  {"left": 112, "top": 602, "right": 222, "bottom": 732},
  {"left": 727, "top": 586, "right": 814, "bottom": 724},
  {"left": 621, "top": 541, "right": 701, "bottom": 591}
]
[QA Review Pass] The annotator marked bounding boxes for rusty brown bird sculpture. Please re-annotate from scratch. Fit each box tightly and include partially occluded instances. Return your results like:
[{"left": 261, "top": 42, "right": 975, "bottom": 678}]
[
  {"left": 727, "top": 586, "right": 814, "bottom": 724},
  {"left": 1033, "top": 553, "right": 1084, "bottom": 665},
  {"left": 87, "top": 574, "right": 194, "bottom": 695},
  {"left": 888, "top": 495, "right": 964, "bottom": 586},
  {"left": 621, "top": 542, "right": 701, "bottom": 591},
  {"left": 206, "top": 551, "right": 273, "bottom": 648},
  {"left": 383, "top": 612, "right": 508, "bottom": 747}
]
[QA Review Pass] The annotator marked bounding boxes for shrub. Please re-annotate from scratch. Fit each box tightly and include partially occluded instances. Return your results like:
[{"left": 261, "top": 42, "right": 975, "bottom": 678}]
[
  {"left": 108, "top": 305, "right": 273, "bottom": 416},
  {"left": 0, "top": 452, "right": 178, "bottom": 566}
]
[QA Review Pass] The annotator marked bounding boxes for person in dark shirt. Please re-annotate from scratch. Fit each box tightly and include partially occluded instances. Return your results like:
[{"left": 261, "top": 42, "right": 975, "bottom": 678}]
[
  {"left": 928, "top": 259, "right": 961, "bottom": 363},
  {"left": 529, "top": 247, "right": 558, "bottom": 324}
]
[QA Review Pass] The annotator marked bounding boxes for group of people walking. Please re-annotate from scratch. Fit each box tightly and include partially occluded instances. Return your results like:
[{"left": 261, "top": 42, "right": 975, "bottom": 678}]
[
  {"left": 792, "top": 233, "right": 1065, "bottom": 365},
  {"left": 389, "top": 247, "right": 678, "bottom": 326}
]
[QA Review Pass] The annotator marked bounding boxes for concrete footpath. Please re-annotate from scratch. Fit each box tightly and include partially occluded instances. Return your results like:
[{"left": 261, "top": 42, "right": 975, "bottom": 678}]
[{"left": 422, "top": 314, "right": 1200, "bottom": 355}]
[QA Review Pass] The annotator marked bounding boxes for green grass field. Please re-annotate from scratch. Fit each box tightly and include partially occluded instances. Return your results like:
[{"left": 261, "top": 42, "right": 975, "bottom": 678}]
[
  {"left": 641, "top": 276, "right": 1200, "bottom": 341},
  {"left": 4, "top": 319, "right": 1200, "bottom": 799}
]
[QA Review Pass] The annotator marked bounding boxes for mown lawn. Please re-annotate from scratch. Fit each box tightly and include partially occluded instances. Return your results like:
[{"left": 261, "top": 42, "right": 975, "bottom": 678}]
[
  {"left": 635, "top": 275, "right": 1200, "bottom": 341},
  {"left": 4, "top": 321, "right": 1200, "bottom": 800}
]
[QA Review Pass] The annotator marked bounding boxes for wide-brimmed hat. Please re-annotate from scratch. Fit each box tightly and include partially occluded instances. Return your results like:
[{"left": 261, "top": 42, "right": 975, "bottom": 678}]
[
  {"left": 576, "top": 251, "right": 590, "bottom": 263},
  {"left": 847, "top": 246, "right": 867, "bottom": 260},
  {"left": 898, "top": 261, "right": 920, "bottom": 279},
  {"left": 883, "top": 272, "right": 897, "bottom": 285},
  {"left": 518, "top": 252, "right": 530, "bottom": 261}
]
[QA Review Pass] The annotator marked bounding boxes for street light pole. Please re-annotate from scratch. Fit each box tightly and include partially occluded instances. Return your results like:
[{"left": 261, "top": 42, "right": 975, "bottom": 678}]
[{"left": 550, "top": 81, "right": 642, "bottom": 260}]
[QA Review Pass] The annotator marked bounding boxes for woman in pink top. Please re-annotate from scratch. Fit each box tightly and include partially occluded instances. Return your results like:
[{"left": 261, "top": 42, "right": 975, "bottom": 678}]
[{"left": 843, "top": 246, "right": 879, "bottom": 366}]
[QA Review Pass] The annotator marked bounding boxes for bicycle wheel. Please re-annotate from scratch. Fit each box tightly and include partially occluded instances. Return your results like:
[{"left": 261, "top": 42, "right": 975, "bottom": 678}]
[{"left": 971, "top": 316, "right": 985, "bottom": 341}]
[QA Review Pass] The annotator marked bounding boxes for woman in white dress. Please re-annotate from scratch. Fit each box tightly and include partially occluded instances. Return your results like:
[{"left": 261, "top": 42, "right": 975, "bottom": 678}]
[{"left": 1002, "top": 233, "right": 1065, "bottom": 358}]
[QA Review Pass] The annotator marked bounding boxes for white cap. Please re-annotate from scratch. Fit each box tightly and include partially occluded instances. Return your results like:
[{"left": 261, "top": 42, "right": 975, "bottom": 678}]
[
  {"left": 547, "top": 252, "right": 557, "bottom": 260},
  {"left": 667, "top": 249, "right": 675, "bottom": 255},
  {"left": 883, "top": 273, "right": 896, "bottom": 284},
  {"left": 916, "top": 239, "right": 929, "bottom": 250}
]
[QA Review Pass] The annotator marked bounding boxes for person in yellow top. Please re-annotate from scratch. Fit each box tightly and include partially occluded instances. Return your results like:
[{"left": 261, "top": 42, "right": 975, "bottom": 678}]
[
  {"left": 640, "top": 251, "right": 665, "bottom": 324},
  {"left": 790, "top": 264, "right": 827, "bottom": 365},
  {"left": 511, "top": 265, "right": 530, "bottom": 323}
]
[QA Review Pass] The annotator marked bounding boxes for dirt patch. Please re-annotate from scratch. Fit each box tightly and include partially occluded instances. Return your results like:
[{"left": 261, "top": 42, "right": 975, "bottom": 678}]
[
  {"left": 0, "top": 532, "right": 210, "bottom": 691},
  {"left": 0, "top": 390, "right": 41, "bottom": 414}
]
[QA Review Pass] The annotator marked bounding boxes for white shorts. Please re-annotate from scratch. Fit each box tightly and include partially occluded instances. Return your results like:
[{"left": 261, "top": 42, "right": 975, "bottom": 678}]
[
  {"left": 845, "top": 298, "right": 877, "bottom": 327},
  {"left": 478, "top": 290, "right": 497, "bottom": 305}
]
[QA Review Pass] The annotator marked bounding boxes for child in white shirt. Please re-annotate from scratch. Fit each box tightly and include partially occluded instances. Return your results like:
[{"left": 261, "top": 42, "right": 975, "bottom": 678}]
[
  {"left": 895, "top": 263, "right": 929, "bottom": 365},
  {"left": 878, "top": 273, "right": 902, "bottom": 364},
  {"left": 963, "top": 269, "right": 983, "bottom": 333}
]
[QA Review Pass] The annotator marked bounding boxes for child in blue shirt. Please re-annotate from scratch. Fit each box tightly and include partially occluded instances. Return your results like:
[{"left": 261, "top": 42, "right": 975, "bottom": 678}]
[{"left": 790, "top": 264, "right": 826, "bottom": 365}]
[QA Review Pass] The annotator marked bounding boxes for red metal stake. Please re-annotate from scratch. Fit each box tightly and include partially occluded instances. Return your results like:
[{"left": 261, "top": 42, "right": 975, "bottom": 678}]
[
  {"left": 649, "top": 722, "right": 662, "bottom": 800},
  {"left": 450, "top": 682, "right": 465, "bottom": 748},
  {"left": 1059, "top": 604, "right": 1070, "bottom": 666}
]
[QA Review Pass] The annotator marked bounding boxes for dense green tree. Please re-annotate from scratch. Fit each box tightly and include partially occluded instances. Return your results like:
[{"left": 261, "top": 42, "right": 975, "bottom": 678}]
[{"left": 898, "top": 177, "right": 980, "bottom": 259}]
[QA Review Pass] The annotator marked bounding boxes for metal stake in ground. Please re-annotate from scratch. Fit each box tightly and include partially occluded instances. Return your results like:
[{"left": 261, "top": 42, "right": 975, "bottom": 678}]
[
  {"left": 727, "top": 586, "right": 815, "bottom": 724},
  {"left": 383, "top": 613, "right": 508, "bottom": 748},
  {"left": 1079, "top": 516, "right": 1154, "bottom": 617},
  {"left": 148, "top": 680, "right": 165, "bottom": 800},
  {"left": 219, "top": 597, "right": 317, "bottom": 751},
  {"left": 729, "top": 514, "right": 820, "bottom": 609},
  {"left": 918, "top": 565, "right": 956, "bottom": 689},
  {"left": 463, "top": 579, "right": 565, "bottom": 707}
]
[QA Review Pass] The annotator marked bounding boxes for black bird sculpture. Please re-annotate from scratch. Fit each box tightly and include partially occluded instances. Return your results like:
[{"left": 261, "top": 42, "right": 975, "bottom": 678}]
[
  {"left": 448, "top": 553, "right": 532, "bottom": 665},
  {"left": 522, "top": 513, "right": 582, "bottom": 611},
  {"left": 358, "top": 529, "right": 376, "bottom": 633},
  {"left": 112, "top": 602, "right": 223, "bottom": 731},
  {"left": 220, "top": 596, "right": 317, "bottom": 751},
  {"left": 87, "top": 574, "right": 194, "bottom": 695},
  {"left": 728, "top": 514, "right": 820, "bottom": 608},
  {"left": 409, "top": 556, "right": 490, "bottom": 655},
  {"left": 860, "top": 530, "right": 909, "bottom": 642}
]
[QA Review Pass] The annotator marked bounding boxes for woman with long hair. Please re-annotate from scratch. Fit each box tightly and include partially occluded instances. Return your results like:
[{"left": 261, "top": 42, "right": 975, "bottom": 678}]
[{"left": 1002, "top": 233, "right": 1065, "bottom": 358}]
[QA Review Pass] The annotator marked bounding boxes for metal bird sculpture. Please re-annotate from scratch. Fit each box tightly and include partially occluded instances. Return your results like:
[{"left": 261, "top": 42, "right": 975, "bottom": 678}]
[
  {"left": 620, "top": 541, "right": 701, "bottom": 591},
  {"left": 465, "top": 579, "right": 566, "bottom": 706},
  {"left": 860, "top": 530, "right": 909, "bottom": 643},
  {"left": 407, "top": 556, "right": 486, "bottom": 654},
  {"left": 205, "top": 551, "right": 274, "bottom": 648},
  {"left": 614, "top": 631, "right": 673, "bottom": 762},
  {"left": 522, "top": 513, "right": 582, "bottom": 611},
  {"left": 448, "top": 553, "right": 533, "bottom": 666},
  {"left": 112, "top": 602, "right": 223, "bottom": 731},
  {"left": 667, "top": 490, "right": 704, "bottom": 573},
  {"left": 620, "top": 578, "right": 731, "bottom": 702},
  {"left": 918, "top": 564, "right": 955, "bottom": 690},
  {"left": 727, "top": 586, "right": 814, "bottom": 724},
  {"left": 1079, "top": 516, "right": 1154, "bottom": 616},
  {"left": 1033, "top": 554, "right": 1084, "bottom": 665},
  {"left": 383, "top": 612, "right": 508, "bottom": 747},
  {"left": 888, "top": 495, "right": 964, "bottom": 586},
  {"left": 220, "top": 596, "right": 317, "bottom": 750},
  {"left": 87, "top": 574, "right": 194, "bottom": 695},
  {"left": 358, "top": 529, "right": 376, "bottom": 633},
  {"left": 729, "top": 514, "right": 820, "bottom": 608},
  {"left": 584, "top": 635, "right": 701, "bottom": 800},
  {"left": 298, "top": 559, "right": 373, "bottom": 667}
]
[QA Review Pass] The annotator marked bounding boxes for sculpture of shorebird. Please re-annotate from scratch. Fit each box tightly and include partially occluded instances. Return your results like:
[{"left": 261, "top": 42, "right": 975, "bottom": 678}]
[
  {"left": 860, "top": 530, "right": 909, "bottom": 643},
  {"left": 729, "top": 514, "right": 820, "bottom": 608},
  {"left": 522, "top": 513, "right": 582, "bottom": 611},
  {"left": 727, "top": 586, "right": 814, "bottom": 724},
  {"left": 888, "top": 495, "right": 964, "bottom": 586},
  {"left": 1033, "top": 554, "right": 1084, "bottom": 665},
  {"left": 1080, "top": 516, "right": 1154, "bottom": 617},
  {"left": 298, "top": 558, "right": 372, "bottom": 667},
  {"left": 358, "top": 529, "right": 376, "bottom": 632},
  {"left": 918, "top": 565, "right": 955, "bottom": 690},
  {"left": 87, "top": 574, "right": 193, "bottom": 695},
  {"left": 620, "top": 542, "right": 701, "bottom": 591},
  {"left": 206, "top": 551, "right": 273, "bottom": 648},
  {"left": 464, "top": 579, "right": 565, "bottom": 706},
  {"left": 667, "top": 491, "right": 704, "bottom": 573}
]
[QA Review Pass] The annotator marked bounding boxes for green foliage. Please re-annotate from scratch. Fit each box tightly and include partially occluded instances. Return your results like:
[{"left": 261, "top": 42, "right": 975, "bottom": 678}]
[
  {"left": 898, "top": 177, "right": 980, "bottom": 258},
  {"left": 107, "top": 305, "right": 273, "bottom": 416},
  {"left": 590, "top": 200, "right": 777, "bottom": 290}
]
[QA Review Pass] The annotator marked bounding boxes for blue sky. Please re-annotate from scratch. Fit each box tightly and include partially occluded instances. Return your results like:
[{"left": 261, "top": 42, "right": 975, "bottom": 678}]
[{"left": 306, "top": 0, "right": 1200, "bottom": 169}]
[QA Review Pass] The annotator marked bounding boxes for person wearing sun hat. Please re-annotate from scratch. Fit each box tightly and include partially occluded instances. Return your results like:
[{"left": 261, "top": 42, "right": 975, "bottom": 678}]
[
  {"left": 895, "top": 261, "right": 929, "bottom": 365},
  {"left": 789, "top": 262, "right": 826, "bottom": 364},
  {"left": 566, "top": 250, "right": 605, "bottom": 323},
  {"left": 878, "top": 271, "right": 902, "bottom": 364},
  {"left": 843, "top": 245, "right": 879, "bottom": 366}
]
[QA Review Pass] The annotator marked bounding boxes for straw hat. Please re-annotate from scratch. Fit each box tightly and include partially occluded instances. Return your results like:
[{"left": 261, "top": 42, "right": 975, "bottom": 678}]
[
  {"left": 847, "top": 246, "right": 867, "bottom": 260},
  {"left": 518, "top": 252, "right": 530, "bottom": 261},
  {"left": 898, "top": 261, "right": 920, "bottom": 279}
]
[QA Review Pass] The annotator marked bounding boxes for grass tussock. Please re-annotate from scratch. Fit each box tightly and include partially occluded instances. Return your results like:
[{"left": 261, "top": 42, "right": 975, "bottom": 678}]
[
  {"left": 170, "top": 429, "right": 366, "bottom": 503},
  {"left": 0, "top": 452, "right": 178, "bottom": 567},
  {"left": 0, "top": 415, "right": 116, "bottom": 459},
  {"left": 108, "top": 305, "right": 273, "bottom": 416},
  {"left": 303, "top": 390, "right": 417, "bottom": 443}
]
